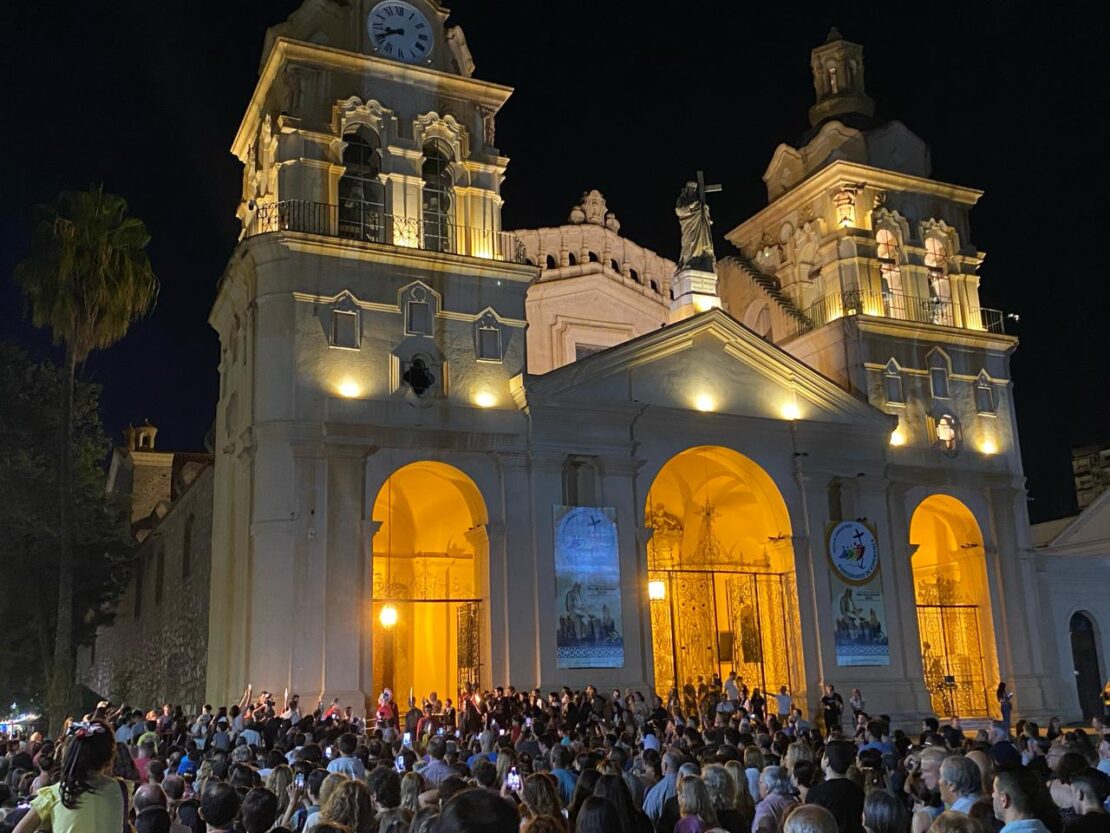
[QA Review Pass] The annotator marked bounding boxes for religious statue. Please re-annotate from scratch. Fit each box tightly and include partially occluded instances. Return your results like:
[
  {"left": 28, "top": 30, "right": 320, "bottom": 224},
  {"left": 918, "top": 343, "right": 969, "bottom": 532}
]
[{"left": 675, "top": 180, "right": 717, "bottom": 273}]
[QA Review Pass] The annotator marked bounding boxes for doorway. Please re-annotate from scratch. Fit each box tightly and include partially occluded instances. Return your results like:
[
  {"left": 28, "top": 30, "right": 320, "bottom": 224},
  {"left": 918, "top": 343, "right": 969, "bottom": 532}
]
[{"left": 1070, "top": 612, "right": 1102, "bottom": 720}]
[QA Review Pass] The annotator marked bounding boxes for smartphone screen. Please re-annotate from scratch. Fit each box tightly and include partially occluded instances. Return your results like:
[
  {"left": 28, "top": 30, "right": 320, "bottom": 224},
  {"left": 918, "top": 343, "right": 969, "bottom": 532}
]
[
  {"left": 325, "top": 745, "right": 333, "bottom": 757},
  {"left": 525, "top": 717, "right": 533, "bottom": 728},
  {"left": 507, "top": 766, "right": 522, "bottom": 791},
  {"left": 403, "top": 731, "right": 412, "bottom": 746},
  {"left": 394, "top": 754, "right": 405, "bottom": 773},
  {"left": 294, "top": 773, "right": 305, "bottom": 789},
  {"left": 437, "top": 727, "right": 444, "bottom": 736}
]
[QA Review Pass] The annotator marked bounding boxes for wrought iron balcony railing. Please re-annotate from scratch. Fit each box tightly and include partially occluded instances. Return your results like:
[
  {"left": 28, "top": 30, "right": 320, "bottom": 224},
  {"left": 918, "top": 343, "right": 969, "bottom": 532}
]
[
  {"left": 246, "top": 199, "right": 529, "bottom": 264},
  {"left": 782, "top": 288, "right": 1006, "bottom": 339}
]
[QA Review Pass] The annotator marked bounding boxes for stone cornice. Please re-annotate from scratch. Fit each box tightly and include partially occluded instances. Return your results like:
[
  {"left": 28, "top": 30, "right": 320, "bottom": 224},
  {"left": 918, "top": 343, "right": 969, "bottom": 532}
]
[
  {"left": 853, "top": 316, "right": 1018, "bottom": 353},
  {"left": 727, "top": 160, "right": 984, "bottom": 246},
  {"left": 234, "top": 38, "right": 514, "bottom": 160}
]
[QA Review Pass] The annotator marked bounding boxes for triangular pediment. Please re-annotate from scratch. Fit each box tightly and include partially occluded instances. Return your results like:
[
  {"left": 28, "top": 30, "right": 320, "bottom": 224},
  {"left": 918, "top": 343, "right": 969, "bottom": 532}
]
[
  {"left": 519, "top": 308, "right": 892, "bottom": 429},
  {"left": 1044, "top": 489, "right": 1110, "bottom": 551}
]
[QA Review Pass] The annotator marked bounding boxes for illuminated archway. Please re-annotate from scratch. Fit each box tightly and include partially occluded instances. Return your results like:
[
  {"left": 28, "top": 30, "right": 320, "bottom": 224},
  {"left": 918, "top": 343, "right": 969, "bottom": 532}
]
[
  {"left": 910, "top": 495, "right": 1000, "bottom": 718},
  {"left": 645, "top": 446, "right": 802, "bottom": 712},
  {"left": 371, "top": 462, "right": 487, "bottom": 704}
]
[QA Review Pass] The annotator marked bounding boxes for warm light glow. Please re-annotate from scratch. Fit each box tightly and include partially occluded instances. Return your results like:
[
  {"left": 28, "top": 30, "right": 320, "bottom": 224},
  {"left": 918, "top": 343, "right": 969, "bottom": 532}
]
[
  {"left": 781, "top": 402, "right": 801, "bottom": 421},
  {"left": 890, "top": 428, "right": 906, "bottom": 446},
  {"left": 473, "top": 390, "right": 497, "bottom": 408},
  {"left": 692, "top": 295, "right": 721, "bottom": 313},
  {"left": 693, "top": 393, "right": 715, "bottom": 412},
  {"left": 337, "top": 380, "right": 361, "bottom": 398},
  {"left": 979, "top": 438, "right": 998, "bottom": 455},
  {"left": 379, "top": 604, "right": 398, "bottom": 628},
  {"left": 648, "top": 580, "right": 667, "bottom": 601}
]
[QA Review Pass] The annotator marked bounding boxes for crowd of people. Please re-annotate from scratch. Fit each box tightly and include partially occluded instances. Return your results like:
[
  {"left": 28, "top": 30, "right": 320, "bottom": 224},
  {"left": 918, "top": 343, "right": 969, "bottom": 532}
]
[{"left": 0, "top": 677, "right": 1108, "bottom": 833}]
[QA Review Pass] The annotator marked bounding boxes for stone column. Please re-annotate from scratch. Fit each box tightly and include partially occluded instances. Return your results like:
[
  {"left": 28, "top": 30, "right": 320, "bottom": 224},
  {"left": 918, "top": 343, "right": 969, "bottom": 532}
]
[
  {"left": 321, "top": 443, "right": 372, "bottom": 712},
  {"left": 984, "top": 484, "right": 1056, "bottom": 716},
  {"left": 495, "top": 453, "right": 538, "bottom": 686}
]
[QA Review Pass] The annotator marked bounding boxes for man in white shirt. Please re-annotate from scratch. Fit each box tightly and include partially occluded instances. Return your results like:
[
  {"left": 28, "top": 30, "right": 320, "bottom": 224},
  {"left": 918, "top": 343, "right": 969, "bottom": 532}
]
[
  {"left": 326, "top": 733, "right": 366, "bottom": 779},
  {"left": 775, "top": 686, "right": 792, "bottom": 718},
  {"left": 724, "top": 673, "right": 740, "bottom": 703}
]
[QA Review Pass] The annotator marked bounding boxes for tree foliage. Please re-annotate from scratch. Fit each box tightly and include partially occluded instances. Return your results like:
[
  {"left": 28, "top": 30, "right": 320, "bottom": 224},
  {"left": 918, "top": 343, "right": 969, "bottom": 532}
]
[{"left": 0, "top": 343, "right": 134, "bottom": 709}]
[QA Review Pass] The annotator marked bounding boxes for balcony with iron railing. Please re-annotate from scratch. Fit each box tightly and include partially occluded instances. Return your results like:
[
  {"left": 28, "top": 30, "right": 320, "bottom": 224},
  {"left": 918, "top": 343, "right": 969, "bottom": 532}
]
[
  {"left": 781, "top": 288, "right": 1007, "bottom": 340},
  {"left": 246, "top": 199, "right": 529, "bottom": 264}
]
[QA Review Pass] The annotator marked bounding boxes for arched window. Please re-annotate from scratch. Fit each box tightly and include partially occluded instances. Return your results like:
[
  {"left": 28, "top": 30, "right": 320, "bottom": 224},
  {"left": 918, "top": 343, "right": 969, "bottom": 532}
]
[
  {"left": 587, "top": 251, "right": 600, "bottom": 263},
  {"left": 421, "top": 139, "right": 454, "bottom": 253},
  {"left": 183, "top": 514, "right": 195, "bottom": 580},
  {"left": 545, "top": 254, "right": 556, "bottom": 270},
  {"left": 925, "top": 237, "right": 952, "bottom": 325},
  {"left": 338, "top": 126, "right": 385, "bottom": 242},
  {"left": 754, "top": 305, "right": 773, "bottom": 341},
  {"left": 975, "top": 371, "right": 996, "bottom": 414},
  {"left": 567, "top": 251, "right": 577, "bottom": 266},
  {"left": 649, "top": 279, "right": 659, "bottom": 293},
  {"left": 609, "top": 258, "right": 620, "bottom": 272},
  {"left": 884, "top": 359, "right": 905, "bottom": 405},
  {"left": 928, "top": 351, "right": 950, "bottom": 399},
  {"left": 629, "top": 268, "right": 640, "bottom": 284},
  {"left": 876, "top": 229, "right": 905, "bottom": 319}
]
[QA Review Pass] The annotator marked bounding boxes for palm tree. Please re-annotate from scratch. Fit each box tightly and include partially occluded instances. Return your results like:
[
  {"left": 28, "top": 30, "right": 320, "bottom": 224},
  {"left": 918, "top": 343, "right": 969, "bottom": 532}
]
[{"left": 14, "top": 184, "right": 158, "bottom": 731}]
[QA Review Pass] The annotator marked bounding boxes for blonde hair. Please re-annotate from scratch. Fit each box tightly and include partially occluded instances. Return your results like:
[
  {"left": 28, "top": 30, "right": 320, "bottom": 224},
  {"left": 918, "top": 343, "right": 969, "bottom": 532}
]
[
  {"left": 784, "top": 742, "right": 814, "bottom": 773},
  {"left": 744, "top": 748, "right": 765, "bottom": 770},
  {"left": 321, "top": 779, "right": 375, "bottom": 833},
  {"left": 677, "top": 775, "right": 719, "bottom": 826},
  {"left": 522, "top": 773, "right": 562, "bottom": 820},
  {"left": 267, "top": 764, "right": 294, "bottom": 813}
]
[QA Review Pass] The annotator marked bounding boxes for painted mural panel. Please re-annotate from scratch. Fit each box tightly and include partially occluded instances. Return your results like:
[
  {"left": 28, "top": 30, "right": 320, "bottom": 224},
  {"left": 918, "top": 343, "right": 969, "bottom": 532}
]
[{"left": 553, "top": 505, "right": 624, "bottom": 669}]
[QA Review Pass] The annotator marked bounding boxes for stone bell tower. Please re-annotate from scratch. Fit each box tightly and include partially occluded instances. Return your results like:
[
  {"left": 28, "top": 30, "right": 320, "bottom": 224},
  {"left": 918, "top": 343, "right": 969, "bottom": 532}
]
[
  {"left": 207, "top": 0, "right": 535, "bottom": 709},
  {"left": 808, "top": 27, "right": 876, "bottom": 127}
]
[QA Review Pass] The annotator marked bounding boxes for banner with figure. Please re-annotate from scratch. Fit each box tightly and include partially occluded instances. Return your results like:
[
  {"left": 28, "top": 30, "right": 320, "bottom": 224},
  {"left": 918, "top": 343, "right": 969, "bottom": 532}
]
[
  {"left": 827, "top": 520, "right": 890, "bottom": 666},
  {"left": 553, "top": 505, "right": 624, "bottom": 669}
]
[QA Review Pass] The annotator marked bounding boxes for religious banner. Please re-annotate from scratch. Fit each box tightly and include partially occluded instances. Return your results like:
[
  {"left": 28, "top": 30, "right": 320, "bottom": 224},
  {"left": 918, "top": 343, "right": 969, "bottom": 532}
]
[
  {"left": 553, "top": 505, "right": 624, "bottom": 669},
  {"left": 827, "top": 520, "right": 890, "bottom": 666}
]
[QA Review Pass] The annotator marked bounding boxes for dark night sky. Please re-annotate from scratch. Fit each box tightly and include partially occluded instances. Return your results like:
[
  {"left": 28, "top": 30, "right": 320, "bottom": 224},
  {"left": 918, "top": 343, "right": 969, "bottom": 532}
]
[{"left": 1, "top": 1, "right": 1104, "bottom": 523}]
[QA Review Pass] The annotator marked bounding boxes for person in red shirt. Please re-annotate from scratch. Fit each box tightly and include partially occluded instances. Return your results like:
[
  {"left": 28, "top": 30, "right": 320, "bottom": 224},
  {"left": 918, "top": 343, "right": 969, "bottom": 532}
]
[{"left": 135, "top": 739, "right": 156, "bottom": 782}]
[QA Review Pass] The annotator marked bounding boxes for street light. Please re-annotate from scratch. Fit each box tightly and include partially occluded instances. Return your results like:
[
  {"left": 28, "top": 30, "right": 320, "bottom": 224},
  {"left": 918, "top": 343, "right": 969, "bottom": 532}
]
[
  {"left": 648, "top": 580, "right": 667, "bottom": 601},
  {"left": 379, "top": 604, "right": 398, "bottom": 628}
]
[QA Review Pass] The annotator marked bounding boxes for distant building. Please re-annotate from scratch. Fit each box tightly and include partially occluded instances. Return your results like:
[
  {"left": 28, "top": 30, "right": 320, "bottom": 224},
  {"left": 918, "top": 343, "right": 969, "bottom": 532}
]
[
  {"left": 1073, "top": 444, "right": 1110, "bottom": 509},
  {"left": 78, "top": 423, "right": 213, "bottom": 710}
]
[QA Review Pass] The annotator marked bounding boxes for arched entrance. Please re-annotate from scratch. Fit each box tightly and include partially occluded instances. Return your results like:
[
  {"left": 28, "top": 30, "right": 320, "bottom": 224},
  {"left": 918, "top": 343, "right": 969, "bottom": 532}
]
[
  {"left": 1070, "top": 612, "right": 1103, "bottom": 720},
  {"left": 645, "top": 446, "right": 802, "bottom": 715},
  {"left": 910, "top": 495, "right": 999, "bottom": 718},
  {"left": 371, "top": 462, "right": 487, "bottom": 703}
]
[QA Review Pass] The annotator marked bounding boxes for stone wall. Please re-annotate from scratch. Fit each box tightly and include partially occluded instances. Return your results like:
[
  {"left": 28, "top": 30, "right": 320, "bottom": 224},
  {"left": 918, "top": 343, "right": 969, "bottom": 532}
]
[{"left": 79, "top": 465, "right": 214, "bottom": 711}]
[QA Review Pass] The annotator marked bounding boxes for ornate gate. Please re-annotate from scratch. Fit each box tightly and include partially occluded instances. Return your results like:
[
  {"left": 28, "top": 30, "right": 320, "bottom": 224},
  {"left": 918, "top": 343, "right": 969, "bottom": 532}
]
[
  {"left": 650, "top": 568, "right": 801, "bottom": 709},
  {"left": 916, "top": 603, "right": 990, "bottom": 717},
  {"left": 456, "top": 601, "right": 482, "bottom": 695}
]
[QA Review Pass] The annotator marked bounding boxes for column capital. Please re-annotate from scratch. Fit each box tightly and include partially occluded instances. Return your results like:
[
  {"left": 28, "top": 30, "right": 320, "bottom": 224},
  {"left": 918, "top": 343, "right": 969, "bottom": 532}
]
[{"left": 598, "top": 456, "right": 646, "bottom": 478}]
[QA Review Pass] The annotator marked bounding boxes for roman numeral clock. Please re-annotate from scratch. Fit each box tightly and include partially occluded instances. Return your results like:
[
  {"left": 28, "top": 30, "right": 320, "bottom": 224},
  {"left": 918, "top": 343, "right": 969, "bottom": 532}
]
[{"left": 367, "top": 0, "right": 433, "bottom": 63}]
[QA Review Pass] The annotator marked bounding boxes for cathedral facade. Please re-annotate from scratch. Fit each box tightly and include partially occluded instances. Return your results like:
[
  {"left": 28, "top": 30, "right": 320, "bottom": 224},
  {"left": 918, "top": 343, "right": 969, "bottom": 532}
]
[{"left": 84, "top": 1, "right": 1108, "bottom": 726}]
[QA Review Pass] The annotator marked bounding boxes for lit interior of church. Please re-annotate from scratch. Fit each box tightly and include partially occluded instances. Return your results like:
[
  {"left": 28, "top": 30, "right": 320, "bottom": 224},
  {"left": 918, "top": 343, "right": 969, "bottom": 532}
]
[
  {"left": 645, "top": 447, "right": 803, "bottom": 705},
  {"left": 371, "top": 462, "right": 487, "bottom": 703},
  {"left": 909, "top": 494, "right": 1000, "bottom": 718}
]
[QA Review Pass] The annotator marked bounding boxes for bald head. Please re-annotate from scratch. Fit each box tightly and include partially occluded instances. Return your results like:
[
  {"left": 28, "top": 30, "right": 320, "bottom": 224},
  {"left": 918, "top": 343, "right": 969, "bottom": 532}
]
[{"left": 134, "top": 783, "right": 168, "bottom": 812}]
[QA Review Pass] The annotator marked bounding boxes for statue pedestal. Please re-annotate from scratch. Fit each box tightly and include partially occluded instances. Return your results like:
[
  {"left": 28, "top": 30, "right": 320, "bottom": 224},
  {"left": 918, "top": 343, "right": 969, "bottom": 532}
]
[{"left": 669, "top": 268, "right": 720, "bottom": 323}]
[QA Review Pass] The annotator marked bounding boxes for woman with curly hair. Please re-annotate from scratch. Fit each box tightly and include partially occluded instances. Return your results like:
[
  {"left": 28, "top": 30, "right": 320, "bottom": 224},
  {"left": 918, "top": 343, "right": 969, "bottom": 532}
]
[
  {"left": 319, "top": 779, "right": 375, "bottom": 833},
  {"left": 14, "top": 720, "right": 129, "bottom": 833}
]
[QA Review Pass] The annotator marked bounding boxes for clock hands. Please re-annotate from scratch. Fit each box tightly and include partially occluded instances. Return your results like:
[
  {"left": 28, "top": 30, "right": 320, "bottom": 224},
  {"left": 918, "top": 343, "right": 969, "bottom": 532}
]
[{"left": 379, "top": 26, "right": 404, "bottom": 36}]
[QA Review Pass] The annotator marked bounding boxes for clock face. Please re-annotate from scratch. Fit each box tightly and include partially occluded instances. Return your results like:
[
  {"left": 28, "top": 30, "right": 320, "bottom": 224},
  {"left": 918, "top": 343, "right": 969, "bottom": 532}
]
[{"left": 367, "top": 1, "right": 433, "bottom": 64}]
